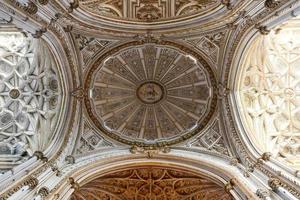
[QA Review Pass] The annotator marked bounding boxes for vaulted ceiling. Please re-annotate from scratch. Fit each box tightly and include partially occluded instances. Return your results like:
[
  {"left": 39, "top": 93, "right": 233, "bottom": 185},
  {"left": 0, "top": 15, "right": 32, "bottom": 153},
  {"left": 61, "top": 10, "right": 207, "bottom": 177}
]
[{"left": 0, "top": 0, "right": 300, "bottom": 200}]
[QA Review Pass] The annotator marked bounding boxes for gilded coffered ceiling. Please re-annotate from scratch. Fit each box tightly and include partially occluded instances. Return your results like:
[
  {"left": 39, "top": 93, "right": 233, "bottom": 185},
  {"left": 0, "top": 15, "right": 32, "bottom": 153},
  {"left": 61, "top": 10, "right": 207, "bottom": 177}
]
[
  {"left": 71, "top": 166, "right": 233, "bottom": 200},
  {"left": 85, "top": 41, "right": 217, "bottom": 145},
  {"left": 78, "top": 0, "right": 220, "bottom": 22}
]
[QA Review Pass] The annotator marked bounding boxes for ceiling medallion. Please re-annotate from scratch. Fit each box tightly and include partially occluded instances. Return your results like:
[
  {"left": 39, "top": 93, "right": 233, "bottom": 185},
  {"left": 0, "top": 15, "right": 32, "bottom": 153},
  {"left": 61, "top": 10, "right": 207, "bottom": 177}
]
[
  {"left": 84, "top": 40, "right": 217, "bottom": 146},
  {"left": 137, "top": 81, "right": 164, "bottom": 104}
]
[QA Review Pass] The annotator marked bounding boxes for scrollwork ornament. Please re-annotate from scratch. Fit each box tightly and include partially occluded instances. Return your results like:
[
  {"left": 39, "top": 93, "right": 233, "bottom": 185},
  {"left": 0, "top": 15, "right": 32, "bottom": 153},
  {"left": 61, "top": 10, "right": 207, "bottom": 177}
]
[
  {"left": 268, "top": 178, "right": 281, "bottom": 190},
  {"left": 38, "top": 0, "right": 49, "bottom": 5},
  {"left": 265, "top": 0, "right": 280, "bottom": 9},
  {"left": 23, "top": 2, "right": 38, "bottom": 14},
  {"left": 68, "top": 0, "right": 79, "bottom": 13},
  {"left": 69, "top": 177, "right": 80, "bottom": 191},
  {"left": 255, "top": 24, "right": 270, "bottom": 35},
  {"left": 32, "top": 27, "right": 47, "bottom": 38},
  {"left": 229, "top": 158, "right": 239, "bottom": 166},
  {"left": 256, "top": 189, "right": 270, "bottom": 199},
  {"left": 130, "top": 145, "right": 170, "bottom": 158},
  {"left": 38, "top": 187, "right": 50, "bottom": 198},
  {"left": 71, "top": 87, "right": 84, "bottom": 100},
  {"left": 65, "top": 155, "right": 75, "bottom": 164},
  {"left": 225, "top": 178, "right": 237, "bottom": 193},
  {"left": 221, "top": 0, "right": 233, "bottom": 10},
  {"left": 24, "top": 176, "right": 39, "bottom": 190},
  {"left": 33, "top": 151, "right": 48, "bottom": 163}
]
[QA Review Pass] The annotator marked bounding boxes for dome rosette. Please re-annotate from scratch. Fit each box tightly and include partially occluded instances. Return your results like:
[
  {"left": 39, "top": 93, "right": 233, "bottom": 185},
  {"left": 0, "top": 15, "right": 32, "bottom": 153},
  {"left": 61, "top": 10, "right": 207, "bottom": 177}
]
[{"left": 84, "top": 40, "right": 217, "bottom": 146}]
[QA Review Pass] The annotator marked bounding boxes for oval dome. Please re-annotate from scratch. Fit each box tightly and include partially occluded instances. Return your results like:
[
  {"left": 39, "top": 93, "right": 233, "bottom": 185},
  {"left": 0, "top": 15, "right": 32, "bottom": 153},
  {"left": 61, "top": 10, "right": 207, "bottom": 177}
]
[{"left": 85, "top": 41, "right": 217, "bottom": 146}]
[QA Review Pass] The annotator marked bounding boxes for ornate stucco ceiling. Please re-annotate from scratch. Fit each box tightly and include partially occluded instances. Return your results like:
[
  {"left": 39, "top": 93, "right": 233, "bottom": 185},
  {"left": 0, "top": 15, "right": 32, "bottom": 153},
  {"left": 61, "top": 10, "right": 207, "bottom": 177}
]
[
  {"left": 85, "top": 41, "right": 217, "bottom": 145},
  {"left": 53, "top": 0, "right": 241, "bottom": 35},
  {"left": 70, "top": 166, "right": 233, "bottom": 200},
  {"left": 1, "top": 0, "right": 300, "bottom": 200},
  {"left": 237, "top": 16, "right": 300, "bottom": 169},
  {"left": 0, "top": 32, "right": 62, "bottom": 169},
  {"left": 78, "top": 0, "right": 220, "bottom": 22}
]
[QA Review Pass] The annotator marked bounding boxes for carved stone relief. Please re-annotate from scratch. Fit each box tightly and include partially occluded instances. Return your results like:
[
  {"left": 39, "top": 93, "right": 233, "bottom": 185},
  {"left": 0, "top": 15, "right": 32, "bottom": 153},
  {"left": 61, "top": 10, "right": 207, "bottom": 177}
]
[
  {"left": 237, "top": 17, "right": 300, "bottom": 169},
  {"left": 78, "top": 0, "right": 220, "bottom": 22},
  {"left": 75, "top": 119, "right": 113, "bottom": 155},
  {"left": 0, "top": 32, "right": 62, "bottom": 169},
  {"left": 189, "top": 118, "right": 230, "bottom": 156},
  {"left": 185, "top": 30, "right": 227, "bottom": 64},
  {"left": 74, "top": 34, "right": 117, "bottom": 69},
  {"left": 70, "top": 166, "right": 233, "bottom": 200}
]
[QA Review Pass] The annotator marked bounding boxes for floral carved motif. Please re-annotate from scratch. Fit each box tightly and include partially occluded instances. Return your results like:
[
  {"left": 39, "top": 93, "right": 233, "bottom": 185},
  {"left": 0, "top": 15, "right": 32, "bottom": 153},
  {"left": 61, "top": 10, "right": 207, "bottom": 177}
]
[
  {"left": 238, "top": 19, "right": 300, "bottom": 169},
  {"left": 78, "top": 0, "right": 220, "bottom": 22},
  {"left": 0, "top": 32, "right": 61, "bottom": 168},
  {"left": 70, "top": 167, "right": 233, "bottom": 200}
]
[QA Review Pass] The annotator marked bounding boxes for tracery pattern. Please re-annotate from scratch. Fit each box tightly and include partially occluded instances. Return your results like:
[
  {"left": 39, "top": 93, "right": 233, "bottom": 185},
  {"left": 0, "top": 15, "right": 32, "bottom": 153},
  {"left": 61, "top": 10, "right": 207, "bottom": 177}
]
[
  {"left": 70, "top": 167, "right": 233, "bottom": 200},
  {"left": 79, "top": 0, "right": 219, "bottom": 22},
  {"left": 238, "top": 18, "right": 300, "bottom": 168},
  {"left": 0, "top": 32, "right": 61, "bottom": 166},
  {"left": 89, "top": 44, "right": 213, "bottom": 143}
]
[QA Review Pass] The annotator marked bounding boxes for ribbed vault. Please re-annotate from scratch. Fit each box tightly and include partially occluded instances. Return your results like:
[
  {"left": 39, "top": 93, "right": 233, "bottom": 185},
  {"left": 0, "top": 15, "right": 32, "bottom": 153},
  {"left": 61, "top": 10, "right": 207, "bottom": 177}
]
[
  {"left": 70, "top": 166, "right": 233, "bottom": 200},
  {"left": 237, "top": 16, "right": 300, "bottom": 169}
]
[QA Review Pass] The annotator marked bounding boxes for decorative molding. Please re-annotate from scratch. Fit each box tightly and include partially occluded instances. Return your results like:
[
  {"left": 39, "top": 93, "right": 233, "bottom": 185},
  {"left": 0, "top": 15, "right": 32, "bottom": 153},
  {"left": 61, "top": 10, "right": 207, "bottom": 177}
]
[
  {"left": 65, "top": 155, "right": 75, "bottom": 164},
  {"left": 22, "top": 2, "right": 38, "bottom": 15},
  {"left": 33, "top": 152, "right": 48, "bottom": 163},
  {"left": 69, "top": 177, "right": 80, "bottom": 191},
  {"left": 268, "top": 178, "right": 281, "bottom": 190},
  {"left": 37, "top": 0, "right": 49, "bottom": 5},
  {"left": 32, "top": 27, "right": 47, "bottom": 38},
  {"left": 265, "top": 0, "right": 280, "bottom": 9},
  {"left": 78, "top": 0, "right": 220, "bottom": 22},
  {"left": 24, "top": 176, "right": 39, "bottom": 190},
  {"left": 184, "top": 30, "right": 227, "bottom": 64},
  {"left": 37, "top": 187, "right": 50, "bottom": 198},
  {"left": 130, "top": 145, "right": 170, "bottom": 158},
  {"left": 68, "top": 0, "right": 79, "bottom": 13},
  {"left": 225, "top": 178, "right": 237, "bottom": 193},
  {"left": 256, "top": 189, "right": 270, "bottom": 199},
  {"left": 255, "top": 24, "right": 270, "bottom": 35}
]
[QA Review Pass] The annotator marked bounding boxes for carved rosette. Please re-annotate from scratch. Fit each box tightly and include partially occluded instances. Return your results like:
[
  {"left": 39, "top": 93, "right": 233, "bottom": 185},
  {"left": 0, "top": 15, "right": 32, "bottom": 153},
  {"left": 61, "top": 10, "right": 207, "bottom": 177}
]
[{"left": 84, "top": 41, "right": 217, "bottom": 146}]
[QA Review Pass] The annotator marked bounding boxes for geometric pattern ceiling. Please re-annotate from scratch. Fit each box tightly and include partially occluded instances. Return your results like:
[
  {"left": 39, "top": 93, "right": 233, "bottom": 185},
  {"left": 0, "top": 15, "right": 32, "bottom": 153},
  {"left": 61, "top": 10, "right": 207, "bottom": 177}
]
[
  {"left": 0, "top": 32, "right": 61, "bottom": 168},
  {"left": 238, "top": 17, "right": 300, "bottom": 169},
  {"left": 70, "top": 166, "right": 233, "bottom": 200},
  {"left": 2, "top": 0, "right": 300, "bottom": 200},
  {"left": 86, "top": 43, "right": 216, "bottom": 146},
  {"left": 78, "top": 0, "right": 220, "bottom": 22}
]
